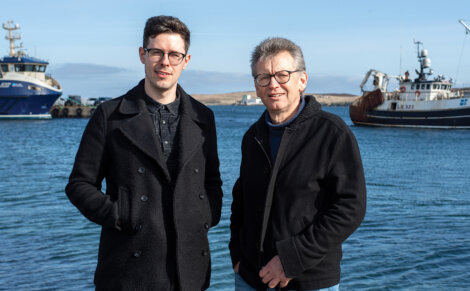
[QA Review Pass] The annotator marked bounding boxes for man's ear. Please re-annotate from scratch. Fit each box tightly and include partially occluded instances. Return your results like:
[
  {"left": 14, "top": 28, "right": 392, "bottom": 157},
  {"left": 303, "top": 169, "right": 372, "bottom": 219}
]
[
  {"left": 139, "top": 47, "right": 146, "bottom": 64},
  {"left": 182, "top": 53, "right": 191, "bottom": 70},
  {"left": 299, "top": 71, "right": 308, "bottom": 93}
]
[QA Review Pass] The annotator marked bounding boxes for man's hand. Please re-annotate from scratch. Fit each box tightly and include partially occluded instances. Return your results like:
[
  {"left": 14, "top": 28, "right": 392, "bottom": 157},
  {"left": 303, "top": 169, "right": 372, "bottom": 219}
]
[
  {"left": 234, "top": 261, "right": 240, "bottom": 273},
  {"left": 259, "top": 255, "right": 292, "bottom": 288}
]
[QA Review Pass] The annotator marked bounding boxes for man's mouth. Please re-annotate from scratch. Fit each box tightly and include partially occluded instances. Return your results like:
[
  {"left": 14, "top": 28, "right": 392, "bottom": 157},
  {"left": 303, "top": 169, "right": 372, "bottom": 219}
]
[
  {"left": 156, "top": 70, "right": 171, "bottom": 77},
  {"left": 268, "top": 93, "right": 284, "bottom": 97}
]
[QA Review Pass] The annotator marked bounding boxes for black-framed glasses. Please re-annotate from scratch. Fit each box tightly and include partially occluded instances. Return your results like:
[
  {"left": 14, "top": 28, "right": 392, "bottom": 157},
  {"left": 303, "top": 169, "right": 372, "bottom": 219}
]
[
  {"left": 254, "top": 70, "right": 301, "bottom": 87},
  {"left": 144, "top": 48, "right": 186, "bottom": 65}
]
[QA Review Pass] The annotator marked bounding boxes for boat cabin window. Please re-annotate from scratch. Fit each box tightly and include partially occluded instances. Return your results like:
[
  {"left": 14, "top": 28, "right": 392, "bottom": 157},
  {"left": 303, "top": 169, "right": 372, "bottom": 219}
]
[
  {"left": 411, "top": 84, "right": 415, "bottom": 89},
  {"left": 1, "top": 65, "right": 8, "bottom": 72},
  {"left": 14, "top": 64, "right": 45, "bottom": 72},
  {"left": 442, "top": 85, "right": 447, "bottom": 90},
  {"left": 433, "top": 84, "right": 437, "bottom": 89},
  {"left": 421, "top": 84, "right": 426, "bottom": 89},
  {"left": 15, "top": 64, "right": 25, "bottom": 72},
  {"left": 426, "top": 84, "right": 430, "bottom": 90}
]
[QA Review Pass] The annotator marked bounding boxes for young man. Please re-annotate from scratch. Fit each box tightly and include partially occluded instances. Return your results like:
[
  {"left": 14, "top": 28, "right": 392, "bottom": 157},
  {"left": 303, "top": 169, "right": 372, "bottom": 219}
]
[
  {"left": 230, "top": 37, "right": 366, "bottom": 290},
  {"left": 66, "top": 16, "right": 223, "bottom": 290}
]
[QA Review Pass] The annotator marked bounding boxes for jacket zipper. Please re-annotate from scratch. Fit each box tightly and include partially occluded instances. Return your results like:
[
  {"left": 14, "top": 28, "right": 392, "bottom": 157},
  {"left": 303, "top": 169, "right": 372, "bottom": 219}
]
[{"left": 254, "top": 136, "right": 272, "bottom": 170}]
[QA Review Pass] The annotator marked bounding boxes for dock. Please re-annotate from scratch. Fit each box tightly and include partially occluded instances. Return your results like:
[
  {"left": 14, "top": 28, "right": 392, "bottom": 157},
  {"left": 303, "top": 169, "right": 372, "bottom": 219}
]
[{"left": 50, "top": 105, "right": 96, "bottom": 118}]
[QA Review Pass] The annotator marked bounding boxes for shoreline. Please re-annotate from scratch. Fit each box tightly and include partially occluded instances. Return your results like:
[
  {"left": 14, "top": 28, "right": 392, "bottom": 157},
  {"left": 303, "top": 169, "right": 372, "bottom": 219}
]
[{"left": 191, "top": 91, "right": 360, "bottom": 106}]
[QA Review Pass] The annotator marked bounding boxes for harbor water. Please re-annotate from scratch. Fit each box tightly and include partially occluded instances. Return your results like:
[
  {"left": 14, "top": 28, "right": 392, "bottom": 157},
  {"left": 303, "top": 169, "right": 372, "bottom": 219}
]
[{"left": 0, "top": 106, "right": 469, "bottom": 290}]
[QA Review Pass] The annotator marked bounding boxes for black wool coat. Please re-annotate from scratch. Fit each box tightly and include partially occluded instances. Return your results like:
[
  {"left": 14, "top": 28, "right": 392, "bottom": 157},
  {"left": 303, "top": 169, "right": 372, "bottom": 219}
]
[
  {"left": 65, "top": 80, "right": 223, "bottom": 290},
  {"left": 229, "top": 96, "right": 366, "bottom": 290}
]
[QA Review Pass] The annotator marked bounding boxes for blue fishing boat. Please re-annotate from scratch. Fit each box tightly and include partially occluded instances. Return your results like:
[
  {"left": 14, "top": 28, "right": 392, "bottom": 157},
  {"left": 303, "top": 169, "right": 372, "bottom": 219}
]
[{"left": 0, "top": 20, "right": 62, "bottom": 119}]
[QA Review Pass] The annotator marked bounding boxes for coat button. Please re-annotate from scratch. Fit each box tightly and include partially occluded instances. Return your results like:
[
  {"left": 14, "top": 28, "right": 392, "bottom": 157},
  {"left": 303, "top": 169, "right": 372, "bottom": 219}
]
[
  {"left": 133, "top": 250, "right": 142, "bottom": 258},
  {"left": 135, "top": 224, "right": 142, "bottom": 231},
  {"left": 204, "top": 223, "right": 209, "bottom": 229},
  {"left": 199, "top": 193, "right": 205, "bottom": 200},
  {"left": 137, "top": 167, "right": 145, "bottom": 174},
  {"left": 201, "top": 250, "right": 208, "bottom": 256},
  {"left": 194, "top": 168, "right": 199, "bottom": 174},
  {"left": 140, "top": 195, "right": 148, "bottom": 202}
]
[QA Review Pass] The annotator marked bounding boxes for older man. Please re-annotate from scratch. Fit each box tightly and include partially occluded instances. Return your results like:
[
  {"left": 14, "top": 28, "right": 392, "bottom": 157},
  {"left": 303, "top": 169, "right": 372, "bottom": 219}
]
[
  {"left": 229, "top": 37, "right": 366, "bottom": 290},
  {"left": 66, "top": 16, "right": 222, "bottom": 290}
]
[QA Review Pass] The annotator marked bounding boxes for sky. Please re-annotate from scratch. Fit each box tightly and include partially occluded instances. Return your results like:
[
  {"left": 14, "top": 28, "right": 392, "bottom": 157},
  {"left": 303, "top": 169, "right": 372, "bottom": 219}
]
[{"left": 2, "top": 0, "right": 470, "bottom": 97}]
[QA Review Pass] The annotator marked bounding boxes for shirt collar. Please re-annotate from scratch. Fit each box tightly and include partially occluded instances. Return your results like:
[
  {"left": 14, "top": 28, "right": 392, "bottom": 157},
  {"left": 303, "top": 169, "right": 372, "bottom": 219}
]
[{"left": 145, "top": 91, "right": 181, "bottom": 115}]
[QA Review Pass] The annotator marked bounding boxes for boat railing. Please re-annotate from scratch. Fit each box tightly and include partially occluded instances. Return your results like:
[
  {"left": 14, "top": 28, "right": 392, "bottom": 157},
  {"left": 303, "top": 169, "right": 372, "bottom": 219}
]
[{"left": 45, "top": 74, "right": 61, "bottom": 90}]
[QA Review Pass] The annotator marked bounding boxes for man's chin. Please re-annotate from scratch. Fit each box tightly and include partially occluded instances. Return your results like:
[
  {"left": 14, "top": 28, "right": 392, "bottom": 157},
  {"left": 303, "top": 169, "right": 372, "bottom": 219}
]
[{"left": 149, "top": 79, "right": 175, "bottom": 91}]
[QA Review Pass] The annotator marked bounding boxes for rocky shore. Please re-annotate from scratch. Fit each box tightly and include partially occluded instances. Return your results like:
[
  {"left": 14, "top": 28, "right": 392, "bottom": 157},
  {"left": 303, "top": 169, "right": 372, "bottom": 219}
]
[{"left": 191, "top": 91, "right": 360, "bottom": 106}]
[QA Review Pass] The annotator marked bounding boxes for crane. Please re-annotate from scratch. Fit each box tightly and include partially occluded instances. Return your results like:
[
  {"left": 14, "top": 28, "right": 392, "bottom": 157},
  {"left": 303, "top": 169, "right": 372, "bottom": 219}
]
[{"left": 459, "top": 19, "right": 470, "bottom": 34}]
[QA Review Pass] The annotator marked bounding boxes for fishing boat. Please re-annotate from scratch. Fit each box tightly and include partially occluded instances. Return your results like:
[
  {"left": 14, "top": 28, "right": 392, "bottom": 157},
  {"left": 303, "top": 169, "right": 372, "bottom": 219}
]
[
  {"left": 349, "top": 21, "right": 470, "bottom": 129},
  {"left": 0, "top": 20, "right": 62, "bottom": 119}
]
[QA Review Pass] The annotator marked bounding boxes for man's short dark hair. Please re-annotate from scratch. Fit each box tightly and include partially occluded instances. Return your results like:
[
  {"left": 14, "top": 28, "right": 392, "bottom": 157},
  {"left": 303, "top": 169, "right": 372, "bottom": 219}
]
[
  {"left": 143, "top": 16, "right": 190, "bottom": 53},
  {"left": 251, "top": 37, "right": 306, "bottom": 76}
]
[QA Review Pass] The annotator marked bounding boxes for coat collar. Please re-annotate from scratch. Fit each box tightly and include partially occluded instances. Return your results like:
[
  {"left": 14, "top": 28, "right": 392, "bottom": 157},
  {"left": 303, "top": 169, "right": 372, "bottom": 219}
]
[
  {"left": 115, "top": 79, "right": 207, "bottom": 182},
  {"left": 118, "top": 79, "right": 209, "bottom": 124},
  {"left": 252, "top": 95, "right": 321, "bottom": 163}
]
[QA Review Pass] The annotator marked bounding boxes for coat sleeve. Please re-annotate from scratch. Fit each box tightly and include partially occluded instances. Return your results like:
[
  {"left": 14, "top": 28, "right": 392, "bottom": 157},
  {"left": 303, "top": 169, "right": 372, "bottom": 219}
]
[
  {"left": 204, "top": 111, "right": 223, "bottom": 227},
  {"left": 65, "top": 105, "right": 120, "bottom": 230},
  {"left": 276, "top": 129, "right": 367, "bottom": 278},
  {"left": 229, "top": 133, "right": 248, "bottom": 268},
  {"left": 229, "top": 177, "right": 243, "bottom": 268}
]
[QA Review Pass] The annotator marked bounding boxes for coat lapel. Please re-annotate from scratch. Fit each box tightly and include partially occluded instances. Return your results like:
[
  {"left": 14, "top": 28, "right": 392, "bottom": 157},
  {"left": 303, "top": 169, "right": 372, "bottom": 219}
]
[
  {"left": 116, "top": 81, "right": 171, "bottom": 183},
  {"left": 176, "top": 88, "right": 205, "bottom": 173}
]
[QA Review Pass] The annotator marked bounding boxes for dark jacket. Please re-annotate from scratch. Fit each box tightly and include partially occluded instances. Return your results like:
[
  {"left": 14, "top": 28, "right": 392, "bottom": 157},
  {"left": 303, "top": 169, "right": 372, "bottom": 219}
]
[
  {"left": 65, "top": 80, "right": 223, "bottom": 290},
  {"left": 229, "top": 96, "right": 366, "bottom": 290}
]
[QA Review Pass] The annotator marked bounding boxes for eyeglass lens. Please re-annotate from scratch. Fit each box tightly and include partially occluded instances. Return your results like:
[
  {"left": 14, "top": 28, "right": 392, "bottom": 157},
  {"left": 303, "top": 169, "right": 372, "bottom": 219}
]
[
  {"left": 256, "top": 71, "right": 292, "bottom": 86},
  {"left": 146, "top": 49, "right": 184, "bottom": 65}
]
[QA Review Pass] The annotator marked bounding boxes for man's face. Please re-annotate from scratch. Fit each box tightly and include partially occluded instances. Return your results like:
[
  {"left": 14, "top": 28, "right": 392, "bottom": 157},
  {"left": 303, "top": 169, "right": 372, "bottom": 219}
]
[
  {"left": 139, "top": 33, "right": 190, "bottom": 96},
  {"left": 255, "top": 51, "right": 307, "bottom": 119}
]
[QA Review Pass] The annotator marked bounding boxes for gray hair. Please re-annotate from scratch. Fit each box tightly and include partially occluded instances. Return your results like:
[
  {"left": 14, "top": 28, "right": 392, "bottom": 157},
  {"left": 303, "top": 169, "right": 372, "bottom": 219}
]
[{"left": 250, "top": 37, "right": 306, "bottom": 76}]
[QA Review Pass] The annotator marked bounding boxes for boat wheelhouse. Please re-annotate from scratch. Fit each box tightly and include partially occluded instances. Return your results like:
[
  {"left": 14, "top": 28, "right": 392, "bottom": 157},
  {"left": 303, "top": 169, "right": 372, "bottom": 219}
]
[{"left": 0, "top": 20, "right": 62, "bottom": 119}]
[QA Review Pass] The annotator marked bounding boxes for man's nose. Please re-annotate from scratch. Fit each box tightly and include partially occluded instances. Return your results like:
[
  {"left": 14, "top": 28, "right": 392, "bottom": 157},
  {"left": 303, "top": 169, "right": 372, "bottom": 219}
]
[
  {"left": 160, "top": 53, "right": 170, "bottom": 65},
  {"left": 268, "top": 76, "right": 280, "bottom": 88}
]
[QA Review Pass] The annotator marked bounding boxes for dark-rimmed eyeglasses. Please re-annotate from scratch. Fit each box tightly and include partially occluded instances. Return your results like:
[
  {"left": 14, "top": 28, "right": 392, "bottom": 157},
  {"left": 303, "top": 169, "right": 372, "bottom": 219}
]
[
  {"left": 254, "top": 70, "right": 301, "bottom": 87},
  {"left": 144, "top": 48, "right": 186, "bottom": 65}
]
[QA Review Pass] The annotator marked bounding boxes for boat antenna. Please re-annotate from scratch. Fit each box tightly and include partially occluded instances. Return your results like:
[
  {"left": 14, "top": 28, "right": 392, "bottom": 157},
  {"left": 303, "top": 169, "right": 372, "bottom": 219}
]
[
  {"left": 414, "top": 40, "right": 424, "bottom": 80},
  {"left": 399, "top": 45, "right": 402, "bottom": 76}
]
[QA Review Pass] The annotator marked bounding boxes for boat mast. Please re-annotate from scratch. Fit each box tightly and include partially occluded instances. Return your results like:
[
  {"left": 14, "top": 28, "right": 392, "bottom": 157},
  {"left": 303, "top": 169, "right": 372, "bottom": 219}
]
[
  {"left": 459, "top": 19, "right": 470, "bottom": 34},
  {"left": 413, "top": 40, "right": 432, "bottom": 82},
  {"left": 2, "top": 20, "right": 22, "bottom": 57}
]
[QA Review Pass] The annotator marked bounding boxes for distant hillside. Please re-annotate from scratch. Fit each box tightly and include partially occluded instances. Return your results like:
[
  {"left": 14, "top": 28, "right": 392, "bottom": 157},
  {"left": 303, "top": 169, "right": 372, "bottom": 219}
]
[{"left": 191, "top": 91, "right": 359, "bottom": 106}]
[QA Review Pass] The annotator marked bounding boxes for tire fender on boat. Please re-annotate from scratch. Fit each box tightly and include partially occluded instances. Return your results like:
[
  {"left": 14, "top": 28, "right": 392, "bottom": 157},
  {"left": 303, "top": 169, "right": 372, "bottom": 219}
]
[
  {"left": 415, "top": 90, "right": 421, "bottom": 97},
  {"left": 400, "top": 86, "right": 406, "bottom": 93}
]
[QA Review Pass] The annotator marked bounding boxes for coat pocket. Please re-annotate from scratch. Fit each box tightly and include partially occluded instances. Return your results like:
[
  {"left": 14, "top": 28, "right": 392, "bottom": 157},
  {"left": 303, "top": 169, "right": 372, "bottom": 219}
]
[{"left": 117, "top": 186, "right": 132, "bottom": 232}]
